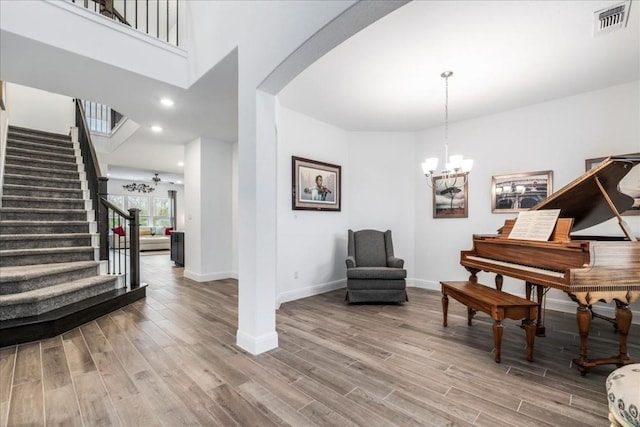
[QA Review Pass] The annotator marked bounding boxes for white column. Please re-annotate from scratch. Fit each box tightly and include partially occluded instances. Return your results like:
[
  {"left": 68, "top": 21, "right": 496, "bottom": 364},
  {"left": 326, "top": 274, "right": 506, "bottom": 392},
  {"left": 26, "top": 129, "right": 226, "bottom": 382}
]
[
  {"left": 184, "top": 137, "right": 233, "bottom": 282},
  {"left": 236, "top": 85, "right": 279, "bottom": 354}
]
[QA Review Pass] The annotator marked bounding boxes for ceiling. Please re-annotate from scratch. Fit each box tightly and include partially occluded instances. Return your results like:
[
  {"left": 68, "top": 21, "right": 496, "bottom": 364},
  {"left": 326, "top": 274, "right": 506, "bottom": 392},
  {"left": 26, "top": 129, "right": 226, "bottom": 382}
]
[
  {"left": 2, "top": 1, "right": 638, "bottom": 181},
  {"left": 279, "top": 0, "right": 639, "bottom": 131}
]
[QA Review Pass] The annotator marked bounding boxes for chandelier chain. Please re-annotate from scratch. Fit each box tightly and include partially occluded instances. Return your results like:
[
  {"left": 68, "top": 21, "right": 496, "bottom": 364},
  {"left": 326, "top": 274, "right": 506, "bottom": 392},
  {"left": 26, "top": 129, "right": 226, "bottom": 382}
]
[{"left": 445, "top": 73, "right": 449, "bottom": 142}]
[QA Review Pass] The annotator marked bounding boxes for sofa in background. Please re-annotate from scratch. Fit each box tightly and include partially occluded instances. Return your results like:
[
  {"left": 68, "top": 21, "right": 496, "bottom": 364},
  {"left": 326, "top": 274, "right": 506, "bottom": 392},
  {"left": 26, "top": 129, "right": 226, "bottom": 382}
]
[{"left": 110, "top": 226, "right": 172, "bottom": 251}]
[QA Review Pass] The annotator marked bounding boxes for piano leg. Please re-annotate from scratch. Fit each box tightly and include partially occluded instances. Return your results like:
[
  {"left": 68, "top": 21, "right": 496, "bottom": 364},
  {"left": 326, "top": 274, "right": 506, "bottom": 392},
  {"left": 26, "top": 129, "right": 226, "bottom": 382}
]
[
  {"left": 615, "top": 300, "right": 632, "bottom": 364},
  {"left": 495, "top": 274, "right": 503, "bottom": 291},
  {"left": 574, "top": 304, "right": 592, "bottom": 375},
  {"left": 573, "top": 301, "right": 634, "bottom": 375}
]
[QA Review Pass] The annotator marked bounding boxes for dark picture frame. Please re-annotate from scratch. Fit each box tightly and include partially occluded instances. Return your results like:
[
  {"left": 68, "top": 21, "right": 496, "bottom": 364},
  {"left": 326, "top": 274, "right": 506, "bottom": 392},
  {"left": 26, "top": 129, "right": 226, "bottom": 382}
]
[
  {"left": 292, "top": 156, "right": 341, "bottom": 211},
  {"left": 432, "top": 174, "right": 468, "bottom": 218},
  {"left": 586, "top": 153, "right": 640, "bottom": 216},
  {"left": 491, "top": 170, "right": 553, "bottom": 213}
]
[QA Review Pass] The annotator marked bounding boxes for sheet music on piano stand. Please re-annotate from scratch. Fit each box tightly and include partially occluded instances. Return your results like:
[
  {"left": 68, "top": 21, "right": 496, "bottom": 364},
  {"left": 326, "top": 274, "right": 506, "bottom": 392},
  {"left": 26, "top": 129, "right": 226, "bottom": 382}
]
[{"left": 508, "top": 209, "right": 561, "bottom": 241}]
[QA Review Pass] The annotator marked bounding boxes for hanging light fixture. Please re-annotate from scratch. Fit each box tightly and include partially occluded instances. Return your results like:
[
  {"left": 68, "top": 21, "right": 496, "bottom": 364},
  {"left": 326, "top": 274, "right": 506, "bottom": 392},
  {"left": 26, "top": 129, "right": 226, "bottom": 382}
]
[
  {"left": 152, "top": 173, "right": 161, "bottom": 186},
  {"left": 421, "top": 71, "right": 473, "bottom": 189}
]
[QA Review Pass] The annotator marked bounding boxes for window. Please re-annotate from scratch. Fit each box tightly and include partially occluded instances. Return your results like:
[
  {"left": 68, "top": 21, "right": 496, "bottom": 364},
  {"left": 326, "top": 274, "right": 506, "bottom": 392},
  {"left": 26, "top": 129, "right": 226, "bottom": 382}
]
[
  {"left": 107, "top": 195, "right": 125, "bottom": 228},
  {"left": 153, "top": 197, "right": 172, "bottom": 227},
  {"left": 106, "top": 193, "right": 174, "bottom": 228},
  {"left": 126, "top": 195, "right": 150, "bottom": 226}
]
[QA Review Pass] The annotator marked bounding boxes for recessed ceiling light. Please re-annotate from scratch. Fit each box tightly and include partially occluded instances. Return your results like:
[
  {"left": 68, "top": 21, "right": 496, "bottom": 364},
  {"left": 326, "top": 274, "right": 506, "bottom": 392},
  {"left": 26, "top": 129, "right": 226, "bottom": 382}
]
[
  {"left": 178, "top": 161, "right": 184, "bottom": 166},
  {"left": 151, "top": 125, "right": 163, "bottom": 132},
  {"left": 160, "top": 98, "right": 174, "bottom": 107},
  {"left": 177, "top": 180, "right": 182, "bottom": 184}
]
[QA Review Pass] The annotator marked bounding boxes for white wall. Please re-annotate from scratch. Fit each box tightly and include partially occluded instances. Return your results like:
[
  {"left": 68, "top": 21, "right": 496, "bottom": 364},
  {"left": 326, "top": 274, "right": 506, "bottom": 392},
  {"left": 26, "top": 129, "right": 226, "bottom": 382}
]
[
  {"left": 183, "top": 137, "right": 234, "bottom": 282},
  {"left": 0, "top": 1, "right": 188, "bottom": 88},
  {"left": 276, "top": 106, "right": 349, "bottom": 304},
  {"left": 107, "top": 178, "right": 185, "bottom": 230},
  {"left": 276, "top": 107, "right": 417, "bottom": 304},
  {"left": 5, "top": 82, "right": 74, "bottom": 135},
  {"left": 346, "top": 132, "right": 416, "bottom": 280},
  {"left": 414, "top": 81, "right": 640, "bottom": 318}
]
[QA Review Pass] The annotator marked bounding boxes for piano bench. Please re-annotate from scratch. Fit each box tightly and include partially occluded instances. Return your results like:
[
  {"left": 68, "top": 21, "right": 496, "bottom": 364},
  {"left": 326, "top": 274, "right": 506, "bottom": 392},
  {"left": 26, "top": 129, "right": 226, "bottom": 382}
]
[{"left": 441, "top": 281, "right": 539, "bottom": 363}]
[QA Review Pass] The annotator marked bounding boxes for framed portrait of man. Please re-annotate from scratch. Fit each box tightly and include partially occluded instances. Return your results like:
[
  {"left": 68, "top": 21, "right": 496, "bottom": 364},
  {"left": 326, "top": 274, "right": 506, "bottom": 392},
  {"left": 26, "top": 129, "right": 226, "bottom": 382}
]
[{"left": 292, "top": 156, "right": 341, "bottom": 211}]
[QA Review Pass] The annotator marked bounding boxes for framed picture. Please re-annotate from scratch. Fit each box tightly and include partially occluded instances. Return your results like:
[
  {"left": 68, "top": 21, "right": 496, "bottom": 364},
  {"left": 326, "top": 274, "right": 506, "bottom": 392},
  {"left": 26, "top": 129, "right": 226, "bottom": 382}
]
[
  {"left": 586, "top": 153, "right": 640, "bottom": 216},
  {"left": 491, "top": 170, "right": 553, "bottom": 213},
  {"left": 432, "top": 174, "right": 468, "bottom": 218},
  {"left": 292, "top": 156, "right": 341, "bottom": 211}
]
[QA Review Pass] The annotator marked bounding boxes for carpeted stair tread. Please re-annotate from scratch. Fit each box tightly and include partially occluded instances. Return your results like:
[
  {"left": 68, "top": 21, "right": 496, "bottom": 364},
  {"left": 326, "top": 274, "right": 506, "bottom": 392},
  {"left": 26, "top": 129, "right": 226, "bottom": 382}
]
[
  {"left": 0, "top": 275, "right": 118, "bottom": 320},
  {"left": 0, "top": 261, "right": 99, "bottom": 283},
  {"left": 0, "top": 233, "right": 92, "bottom": 250},
  {"left": 4, "top": 164, "right": 79, "bottom": 180},
  {"left": 6, "top": 146, "right": 77, "bottom": 163},
  {"left": 2, "top": 184, "right": 84, "bottom": 198},
  {"left": 7, "top": 139, "right": 75, "bottom": 155},
  {"left": 1, "top": 207, "right": 87, "bottom": 214},
  {"left": 9, "top": 125, "right": 70, "bottom": 140},
  {"left": 5, "top": 154, "right": 79, "bottom": 171},
  {"left": 0, "top": 233, "right": 93, "bottom": 242},
  {"left": 1, "top": 195, "right": 86, "bottom": 209},
  {"left": 7, "top": 134, "right": 73, "bottom": 147},
  {"left": 1, "top": 220, "right": 89, "bottom": 226},
  {"left": 0, "top": 210, "right": 87, "bottom": 222},
  {"left": 0, "top": 276, "right": 115, "bottom": 303},
  {"left": 4, "top": 173, "right": 82, "bottom": 187},
  {"left": 0, "top": 246, "right": 94, "bottom": 257}
]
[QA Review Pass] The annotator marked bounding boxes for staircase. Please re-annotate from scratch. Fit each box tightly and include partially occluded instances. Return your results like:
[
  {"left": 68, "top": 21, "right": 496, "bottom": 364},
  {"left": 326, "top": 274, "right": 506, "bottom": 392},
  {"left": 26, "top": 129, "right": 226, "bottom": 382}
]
[{"left": 0, "top": 125, "right": 143, "bottom": 346}]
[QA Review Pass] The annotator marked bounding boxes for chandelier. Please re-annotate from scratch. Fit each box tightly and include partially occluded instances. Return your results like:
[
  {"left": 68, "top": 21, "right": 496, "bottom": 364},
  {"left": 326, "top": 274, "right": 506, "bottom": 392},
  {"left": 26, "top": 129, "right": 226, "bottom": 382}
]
[
  {"left": 152, "top": 173, "right": 161, "bottom": 186},
  {"left": 122, "top": 183, "right": 155, "bottom": 193},
  {"left": 421, "top": 71, "right": 473, "bottom": 189}
]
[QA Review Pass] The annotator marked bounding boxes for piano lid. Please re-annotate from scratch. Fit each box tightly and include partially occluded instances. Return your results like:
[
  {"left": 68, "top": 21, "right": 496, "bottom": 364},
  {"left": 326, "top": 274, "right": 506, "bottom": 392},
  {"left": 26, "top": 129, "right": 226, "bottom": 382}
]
[{"left": 531, "top": 154, "right": 640, "bottom": 232}]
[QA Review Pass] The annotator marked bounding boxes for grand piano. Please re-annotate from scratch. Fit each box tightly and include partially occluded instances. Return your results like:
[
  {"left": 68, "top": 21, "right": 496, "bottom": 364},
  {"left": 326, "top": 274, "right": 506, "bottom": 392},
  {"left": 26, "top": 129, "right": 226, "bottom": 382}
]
[{"left": 461, "top": 154, "right": 640, "bottom": 374}]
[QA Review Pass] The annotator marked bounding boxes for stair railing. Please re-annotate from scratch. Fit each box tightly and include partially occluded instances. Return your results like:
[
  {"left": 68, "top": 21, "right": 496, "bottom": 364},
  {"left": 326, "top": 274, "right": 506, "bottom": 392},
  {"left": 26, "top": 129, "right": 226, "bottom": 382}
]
[
  {"left": 98, "top": 182, "right": 141, "bottom": 289},
  {"left": 83, "top": 101, "right": 124, "bottom": 134},
  {"left": 69, "top": 0, "right": 179, "bottom": 46},
  {"left": 75, "top": 99, "right": 140, "bottom": 288},
  {"left": 0, "top": 81, "right": 7, "bottom": 208}
]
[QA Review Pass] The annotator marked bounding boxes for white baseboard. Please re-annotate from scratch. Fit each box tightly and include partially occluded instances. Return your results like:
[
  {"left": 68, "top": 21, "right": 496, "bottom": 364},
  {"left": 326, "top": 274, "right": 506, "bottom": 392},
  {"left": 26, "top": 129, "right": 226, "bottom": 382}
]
[
  {"left": 277, "top": 279, "right": 346, "bottom": 308},
  {"left": 408, "top": 278, "right": 439, "bottom": 291},
  {"left": 236, "top": 329, "right": 278, "bottom": 355},
  {"left": 183, "top": 270, "right": 236, "bottom": 282}
]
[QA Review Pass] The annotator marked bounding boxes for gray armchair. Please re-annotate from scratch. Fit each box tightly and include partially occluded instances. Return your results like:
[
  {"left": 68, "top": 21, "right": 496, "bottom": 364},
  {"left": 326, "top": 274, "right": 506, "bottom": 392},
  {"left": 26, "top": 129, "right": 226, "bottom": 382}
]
[{"left": 345, "top": 229, "right": 407, "bottom": 303}]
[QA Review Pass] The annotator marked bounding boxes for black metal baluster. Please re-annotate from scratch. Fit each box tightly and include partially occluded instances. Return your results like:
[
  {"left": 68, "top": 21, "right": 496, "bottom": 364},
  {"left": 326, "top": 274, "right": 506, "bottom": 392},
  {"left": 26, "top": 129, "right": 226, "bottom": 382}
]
[
  {"left": 135, "top": 0, "right": 138, "bottom": 30},
  {"left": 166, "top": 0, "right": 169, "bottom": 43},
  {"left": 146, "top": 0, "right": 148, "bottom": 34},
  {"left": 124, "top": 0, "right": 127, "bottom": 22},
  {"left": 157, "top": 0, "right": 159, "bottom": 38}
]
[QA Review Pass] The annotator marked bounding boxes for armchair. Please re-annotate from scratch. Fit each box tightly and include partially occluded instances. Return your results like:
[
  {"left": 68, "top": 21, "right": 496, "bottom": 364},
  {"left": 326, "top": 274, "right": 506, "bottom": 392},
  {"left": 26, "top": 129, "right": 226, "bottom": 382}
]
[{"left": 345, "top": 229, "right": 407, "bottom": 303}]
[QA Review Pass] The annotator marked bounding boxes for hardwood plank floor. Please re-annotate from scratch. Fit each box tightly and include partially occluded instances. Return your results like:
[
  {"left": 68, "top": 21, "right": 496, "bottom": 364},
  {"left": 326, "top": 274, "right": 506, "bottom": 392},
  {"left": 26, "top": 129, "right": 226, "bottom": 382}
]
[{"left": 1, "top": 252, "right": 637, "bottom": 426}]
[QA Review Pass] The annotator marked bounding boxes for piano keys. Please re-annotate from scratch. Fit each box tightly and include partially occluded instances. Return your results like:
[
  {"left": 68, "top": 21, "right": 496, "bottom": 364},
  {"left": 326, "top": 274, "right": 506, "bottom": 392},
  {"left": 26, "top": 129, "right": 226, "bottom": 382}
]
[{"left": 461, "top": 154, "right": 640, "bottom": 374}]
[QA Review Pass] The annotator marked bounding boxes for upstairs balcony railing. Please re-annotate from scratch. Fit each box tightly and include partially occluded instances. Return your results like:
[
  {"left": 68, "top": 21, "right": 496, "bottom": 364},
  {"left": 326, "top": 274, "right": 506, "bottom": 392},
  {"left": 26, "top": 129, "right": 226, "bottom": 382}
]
[
  {"left": 70, "top": 0, "right": 179, "bottom": 46},
  {"left": 83, "top": 101, "right": 124, "bottom": 134}
]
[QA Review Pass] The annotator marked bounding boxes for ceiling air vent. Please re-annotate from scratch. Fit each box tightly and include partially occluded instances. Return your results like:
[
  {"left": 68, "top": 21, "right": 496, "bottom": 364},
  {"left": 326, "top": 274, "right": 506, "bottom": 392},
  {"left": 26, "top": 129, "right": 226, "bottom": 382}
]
[{"left": 594, "top": 1, "right": 631, "bottom": 35}]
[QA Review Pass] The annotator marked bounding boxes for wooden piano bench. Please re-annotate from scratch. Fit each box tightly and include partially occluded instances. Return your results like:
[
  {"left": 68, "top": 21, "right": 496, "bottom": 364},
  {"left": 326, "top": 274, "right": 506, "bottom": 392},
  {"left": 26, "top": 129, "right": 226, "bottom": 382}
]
[{"left": 441, "top": 281, "right": 539, "bottom": 363}]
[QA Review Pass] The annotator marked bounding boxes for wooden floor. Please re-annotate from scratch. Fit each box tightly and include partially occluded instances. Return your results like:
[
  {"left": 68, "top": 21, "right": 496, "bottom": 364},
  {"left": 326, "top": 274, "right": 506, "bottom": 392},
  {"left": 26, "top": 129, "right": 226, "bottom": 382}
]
[{"left": 1, "top": 253, "right": 637, "bottom": 426}]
